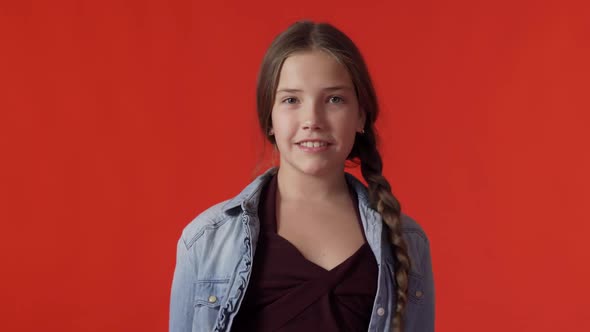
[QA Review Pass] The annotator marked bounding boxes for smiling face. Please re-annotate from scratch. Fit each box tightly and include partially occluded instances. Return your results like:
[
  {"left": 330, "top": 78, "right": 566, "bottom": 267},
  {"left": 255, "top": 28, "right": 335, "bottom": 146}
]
[{"left": 270, "top": 50, "right": 366, "bottom": 176}]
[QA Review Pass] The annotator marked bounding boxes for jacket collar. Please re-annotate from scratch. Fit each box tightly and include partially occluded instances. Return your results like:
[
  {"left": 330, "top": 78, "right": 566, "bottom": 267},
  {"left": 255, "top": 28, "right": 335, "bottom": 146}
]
[
  {"left": 221, "top": 167, "right": 379, "bottom": 224},
  {"left": 221, "top": 167, "right": 278, "bottom": 215}
]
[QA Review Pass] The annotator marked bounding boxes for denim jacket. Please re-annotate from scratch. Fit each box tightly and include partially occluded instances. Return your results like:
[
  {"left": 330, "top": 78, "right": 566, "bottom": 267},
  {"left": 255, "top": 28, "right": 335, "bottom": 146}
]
[{"left": 170, "top": 167, "right": 435, "bottom": 332}]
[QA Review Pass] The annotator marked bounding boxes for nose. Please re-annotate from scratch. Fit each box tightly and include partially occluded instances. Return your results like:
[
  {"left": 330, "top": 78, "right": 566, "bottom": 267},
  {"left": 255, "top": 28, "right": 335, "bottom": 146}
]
[
  {"left": 301, "top": 102, "right": 324, "bottom": 131},
  {"left": 302, "top": 120, "right": 321, "bottom": 130}
]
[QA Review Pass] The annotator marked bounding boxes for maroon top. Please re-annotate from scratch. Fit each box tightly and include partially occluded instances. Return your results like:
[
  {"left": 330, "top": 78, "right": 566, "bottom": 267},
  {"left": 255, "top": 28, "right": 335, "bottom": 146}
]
[{"left": 232, "top": 174, "right": 378, "bottom": 331}]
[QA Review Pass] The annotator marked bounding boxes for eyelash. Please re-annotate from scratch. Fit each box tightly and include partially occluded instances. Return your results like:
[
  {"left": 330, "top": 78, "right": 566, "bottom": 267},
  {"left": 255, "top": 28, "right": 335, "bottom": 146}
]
[{"left": 281, "top": 96, "right": 345, "bottom": 104}]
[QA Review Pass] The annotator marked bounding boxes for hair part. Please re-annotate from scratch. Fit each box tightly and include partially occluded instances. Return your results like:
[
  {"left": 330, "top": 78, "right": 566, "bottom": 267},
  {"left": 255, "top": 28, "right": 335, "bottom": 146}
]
[{"left": 255, "top": 20, "right": 411, "bottom": 331}]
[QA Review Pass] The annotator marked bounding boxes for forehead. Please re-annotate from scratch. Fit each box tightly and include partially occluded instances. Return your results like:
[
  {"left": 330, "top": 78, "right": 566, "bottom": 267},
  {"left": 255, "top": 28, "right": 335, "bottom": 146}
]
[{"left": 276, "top": 50, "right": 353, "bottom": 91}]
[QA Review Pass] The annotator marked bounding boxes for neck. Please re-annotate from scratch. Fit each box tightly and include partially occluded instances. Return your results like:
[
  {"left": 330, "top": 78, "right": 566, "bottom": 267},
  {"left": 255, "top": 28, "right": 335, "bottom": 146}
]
[{"left": 276, "top": 165, "right": 349, "bottom": 202}]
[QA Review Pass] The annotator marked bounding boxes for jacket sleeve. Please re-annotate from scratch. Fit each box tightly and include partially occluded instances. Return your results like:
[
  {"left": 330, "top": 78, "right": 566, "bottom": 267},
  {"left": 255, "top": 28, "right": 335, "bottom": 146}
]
[
  {"left": 416, "top": 236, "right": 435, "bottom": 331},
  {"left": 169, "top": 235, "right": 196, "bottom": 332}
]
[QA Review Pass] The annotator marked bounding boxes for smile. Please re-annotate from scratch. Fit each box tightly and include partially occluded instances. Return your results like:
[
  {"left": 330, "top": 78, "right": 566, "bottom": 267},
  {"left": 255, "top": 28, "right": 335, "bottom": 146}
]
[
  {"left": 297, "top": 141, "right": 329, "bottom": 148},
  {"left": 295, "top": 141, "right": 332, "bottom": 153}
]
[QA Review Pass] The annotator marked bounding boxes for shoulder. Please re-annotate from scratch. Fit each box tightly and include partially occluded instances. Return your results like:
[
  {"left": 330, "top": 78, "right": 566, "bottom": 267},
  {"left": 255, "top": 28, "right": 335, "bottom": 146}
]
[
  {"left": 399, "top": 213, "right": 432, "bottom": 276},
  {"left": 400, "top": 213, "right": 430, "bottom": 244},
  {"left": 179, "top": 200, "right": 234, "bottom": 249},
  {"left": 176, "top": 167, "right": 277, "bottom": 250}
]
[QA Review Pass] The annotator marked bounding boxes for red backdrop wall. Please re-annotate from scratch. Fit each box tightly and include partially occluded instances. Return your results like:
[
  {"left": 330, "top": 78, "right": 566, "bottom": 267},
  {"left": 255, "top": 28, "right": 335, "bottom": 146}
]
[{"left": 1, "top": 0, "right": 589, "bottom": 331}]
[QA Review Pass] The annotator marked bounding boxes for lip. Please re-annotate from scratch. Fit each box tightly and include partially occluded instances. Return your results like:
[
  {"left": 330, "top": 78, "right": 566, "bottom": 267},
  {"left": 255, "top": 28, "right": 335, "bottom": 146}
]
[
  {"left": 295, "top": 140, "right": 332, "bottom": 153},
  {"left": 295, "top": 139, "right": 332, "bottom": 144}
]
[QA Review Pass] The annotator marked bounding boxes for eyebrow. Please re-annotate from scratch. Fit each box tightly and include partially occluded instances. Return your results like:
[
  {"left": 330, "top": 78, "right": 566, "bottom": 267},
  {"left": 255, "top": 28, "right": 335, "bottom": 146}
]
[{"left": 276, "top": 86, "right": 354, "bottom": 94}]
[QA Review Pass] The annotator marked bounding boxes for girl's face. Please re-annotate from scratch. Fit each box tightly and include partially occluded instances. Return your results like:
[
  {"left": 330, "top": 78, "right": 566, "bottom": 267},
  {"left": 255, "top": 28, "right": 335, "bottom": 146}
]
[{"left": 271, "top": 50, "right": 365, "bottom": 176}]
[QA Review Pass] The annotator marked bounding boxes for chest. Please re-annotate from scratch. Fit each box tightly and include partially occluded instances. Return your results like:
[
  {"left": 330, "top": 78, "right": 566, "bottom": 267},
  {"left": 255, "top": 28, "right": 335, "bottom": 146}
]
[{"left": 276, "top": 201, "right": 366, "bottom": 271}]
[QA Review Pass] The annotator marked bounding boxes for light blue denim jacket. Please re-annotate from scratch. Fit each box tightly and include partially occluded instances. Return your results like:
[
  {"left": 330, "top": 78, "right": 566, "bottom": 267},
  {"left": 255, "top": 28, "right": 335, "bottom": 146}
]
[{"left": 170, "top": 167, "right": 435, "bottom": 332}]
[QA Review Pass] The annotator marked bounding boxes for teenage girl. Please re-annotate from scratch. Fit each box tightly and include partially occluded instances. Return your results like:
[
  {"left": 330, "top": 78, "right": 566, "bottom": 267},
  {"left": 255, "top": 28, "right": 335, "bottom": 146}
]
[{"left": 170, "top": 20, "right": 435, "bottom": 332}]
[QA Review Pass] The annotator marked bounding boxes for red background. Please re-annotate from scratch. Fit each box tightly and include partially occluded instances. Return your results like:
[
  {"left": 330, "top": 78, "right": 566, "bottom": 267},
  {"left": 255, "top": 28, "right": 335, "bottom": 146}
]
[{"left": 1, "top": 0, "right": 589, "bottom": 331}]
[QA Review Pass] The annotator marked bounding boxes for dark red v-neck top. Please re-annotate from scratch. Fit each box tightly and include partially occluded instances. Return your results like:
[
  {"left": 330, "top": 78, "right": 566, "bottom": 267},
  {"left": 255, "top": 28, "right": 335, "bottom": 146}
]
[{"left": 232, "top": 174, "right": 378, "bottom": 332}]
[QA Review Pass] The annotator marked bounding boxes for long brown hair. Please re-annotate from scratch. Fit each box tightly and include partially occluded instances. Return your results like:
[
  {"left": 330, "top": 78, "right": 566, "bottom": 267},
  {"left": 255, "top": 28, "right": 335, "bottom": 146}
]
[{"left": 255, "top": 20, "right": 411, "bottom": 331}]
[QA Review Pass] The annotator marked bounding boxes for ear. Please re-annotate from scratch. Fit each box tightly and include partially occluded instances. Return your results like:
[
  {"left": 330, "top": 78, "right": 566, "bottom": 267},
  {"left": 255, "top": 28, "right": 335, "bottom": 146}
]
[{"left": 358, "top": 107, "right": 366, "bottom": 132}]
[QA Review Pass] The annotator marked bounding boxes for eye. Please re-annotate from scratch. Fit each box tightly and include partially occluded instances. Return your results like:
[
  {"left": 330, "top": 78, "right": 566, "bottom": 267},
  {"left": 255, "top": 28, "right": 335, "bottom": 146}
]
[
  {"left": 282, "top": 97, "right": 298, "bottom": 104},
  {"left": 328, "top": 96, "right": 344, "bottom": 104}
]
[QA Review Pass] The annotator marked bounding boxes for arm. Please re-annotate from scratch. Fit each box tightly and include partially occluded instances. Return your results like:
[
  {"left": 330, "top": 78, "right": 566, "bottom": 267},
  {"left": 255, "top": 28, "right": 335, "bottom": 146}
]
[
  {"left": 416, "top": 237, "right": 435, "bottom": 331},
  {"left": 169, "top": 235, "right": 196, "bottom": 332}
]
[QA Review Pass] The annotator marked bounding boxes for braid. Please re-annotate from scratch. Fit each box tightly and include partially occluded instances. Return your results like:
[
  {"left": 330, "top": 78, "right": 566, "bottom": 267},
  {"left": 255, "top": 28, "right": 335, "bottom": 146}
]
[{"left": 356, "top": 133, "right": 411, "bottom": 332}]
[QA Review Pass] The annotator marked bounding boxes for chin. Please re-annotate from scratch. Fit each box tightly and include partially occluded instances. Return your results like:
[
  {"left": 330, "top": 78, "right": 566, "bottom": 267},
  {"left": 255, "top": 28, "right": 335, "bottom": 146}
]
[{"left": 290, "top": 160, "right": 343, "bottom": 177}]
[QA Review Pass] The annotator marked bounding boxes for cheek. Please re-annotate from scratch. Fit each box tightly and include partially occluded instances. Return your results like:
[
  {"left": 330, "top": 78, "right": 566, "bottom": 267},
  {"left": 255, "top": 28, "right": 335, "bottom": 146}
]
[
  {"left": 271, "top": 110, "right": 294, "bottom": 134},
  {"left": 333, "top": 113, "right": 359, "bottom": 134},
  {"left": 331, "top": 116, "right": 360, "bottom": 149},
  {"left": 270, "top": 112, "right": 292, "bottom": 147}
]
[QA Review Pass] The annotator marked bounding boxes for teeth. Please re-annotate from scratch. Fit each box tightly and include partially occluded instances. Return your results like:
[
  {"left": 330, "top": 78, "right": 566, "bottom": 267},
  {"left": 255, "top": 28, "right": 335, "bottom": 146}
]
[{"left": 299, "top": 141, "right": 327, "bottom": 148}]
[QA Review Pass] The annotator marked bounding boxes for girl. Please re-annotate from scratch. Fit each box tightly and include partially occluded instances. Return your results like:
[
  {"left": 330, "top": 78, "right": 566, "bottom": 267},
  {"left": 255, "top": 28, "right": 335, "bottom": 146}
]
[{"left": 170, "top": 21, "right": 435, "bottom": 332}]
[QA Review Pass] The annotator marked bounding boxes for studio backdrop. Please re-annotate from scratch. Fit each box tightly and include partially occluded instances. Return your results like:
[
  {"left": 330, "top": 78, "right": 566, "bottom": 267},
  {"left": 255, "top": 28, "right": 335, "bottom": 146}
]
[{"left": 1, "top": 0, "right": 588, "bottom": 331}]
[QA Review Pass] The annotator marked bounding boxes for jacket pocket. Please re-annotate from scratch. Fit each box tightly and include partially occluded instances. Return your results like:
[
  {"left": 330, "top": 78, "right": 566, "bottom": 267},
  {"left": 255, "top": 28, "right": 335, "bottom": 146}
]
[
  {"left": 403, "top": 273, "right": 427, "bottom": 331},
  {"left": 192, "top": 279, "right": 230, "bottom": 332},
  {"left": 407, "top": 272, "right": 425, "bottom": 305}
]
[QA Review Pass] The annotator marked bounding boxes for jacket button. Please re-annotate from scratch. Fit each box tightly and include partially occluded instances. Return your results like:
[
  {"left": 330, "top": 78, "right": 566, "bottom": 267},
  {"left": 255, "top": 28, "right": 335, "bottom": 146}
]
[
  {"left": 415, "top": 290, "right": 423, "bottom": 298},
  {"left": 377, "top": 307, "right": 385, "bottom": 316},
  {"left": 208, "top": 295, "right": 218, "bottom": 303}
]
